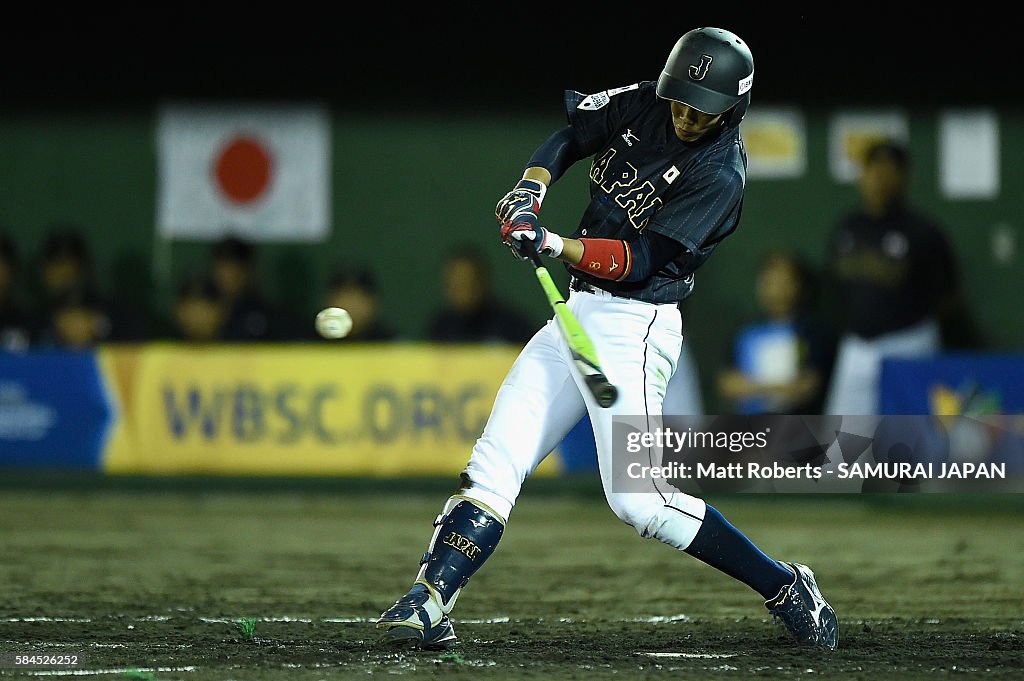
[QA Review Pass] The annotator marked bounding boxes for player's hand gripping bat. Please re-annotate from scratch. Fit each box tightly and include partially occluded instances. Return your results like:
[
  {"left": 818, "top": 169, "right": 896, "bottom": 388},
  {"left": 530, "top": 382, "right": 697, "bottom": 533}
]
[{"left": 518, "top": 238, "right": 619, "bottom": 408}]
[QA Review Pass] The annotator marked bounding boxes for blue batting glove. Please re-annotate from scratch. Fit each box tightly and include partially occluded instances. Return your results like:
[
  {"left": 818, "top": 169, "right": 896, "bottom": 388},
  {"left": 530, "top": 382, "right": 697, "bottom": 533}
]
[{"left": 495, "top": 178, "right": 547, "bottom": 230}]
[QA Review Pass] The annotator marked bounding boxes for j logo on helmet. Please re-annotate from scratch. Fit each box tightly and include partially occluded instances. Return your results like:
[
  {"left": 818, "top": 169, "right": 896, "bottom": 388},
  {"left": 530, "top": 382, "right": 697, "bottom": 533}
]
[{"left": 688, "top": 54, "right": 713, "bottom": 80}]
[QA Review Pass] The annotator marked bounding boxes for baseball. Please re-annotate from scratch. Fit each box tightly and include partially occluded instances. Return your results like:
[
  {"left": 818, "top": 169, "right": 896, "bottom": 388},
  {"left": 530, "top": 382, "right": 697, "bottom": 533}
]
[{"left": 316, "top": 307, "right": 353, "bottom": 339}]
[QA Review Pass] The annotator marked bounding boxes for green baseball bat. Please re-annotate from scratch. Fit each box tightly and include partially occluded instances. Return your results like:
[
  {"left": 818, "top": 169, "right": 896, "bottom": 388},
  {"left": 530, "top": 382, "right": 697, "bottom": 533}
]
[{"left": 519, "top": 239, "right": 619, "bottom": 408}]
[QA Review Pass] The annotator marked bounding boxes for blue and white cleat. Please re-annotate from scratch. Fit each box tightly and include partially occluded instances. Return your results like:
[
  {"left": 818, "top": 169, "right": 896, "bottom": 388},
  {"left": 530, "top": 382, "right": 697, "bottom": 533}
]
[
  {"left": 766, "top": 562, "right": 839, "bottom": 650},
  {"left": 375, "top": 583, "right": 457, "bottom": 650}
]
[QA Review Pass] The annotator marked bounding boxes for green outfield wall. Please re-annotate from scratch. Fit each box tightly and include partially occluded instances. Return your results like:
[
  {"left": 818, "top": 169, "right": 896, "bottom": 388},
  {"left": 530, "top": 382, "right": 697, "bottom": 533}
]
[{"left": 1, "top": 107, "right": 1020, "bottom": 410}]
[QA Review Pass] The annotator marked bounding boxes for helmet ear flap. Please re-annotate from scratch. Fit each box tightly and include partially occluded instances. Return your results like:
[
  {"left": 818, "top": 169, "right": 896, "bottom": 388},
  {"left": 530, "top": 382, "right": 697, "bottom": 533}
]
[{"left": 726, "top": 93, "right": 751, "bottom": 127}]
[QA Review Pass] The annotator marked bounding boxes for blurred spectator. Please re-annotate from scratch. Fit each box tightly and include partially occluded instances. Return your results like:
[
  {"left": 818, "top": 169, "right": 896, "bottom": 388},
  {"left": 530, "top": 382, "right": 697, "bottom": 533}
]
[
  {"left": 822, "top": 139, "right": 969, "bottom": 415},
  {"left": 209, "top": 235, "right": 284, "bottom": 341},
  {"left": 717, "top": 251, "right": 834, "bottom": 415},
  {"left": 427, "top": 245, "right": 536, "bottom": 345},
  {"left": 173, "top": 273, "right": 227, "bottom": 342},
  {"left": 0, "top": 235, "right": 32, "bottom": 351},
  {"left": 37, "top": 287, "right": 112, "bottom": 349},
  {"left": 34, "top": 227, "right": 146, "bottom": 342},
  {"left": 321, "top": 264, "right": 397, "bottom": 341},
  {"left": 35, "top": 228, "right": 93, "bottom": 319}
]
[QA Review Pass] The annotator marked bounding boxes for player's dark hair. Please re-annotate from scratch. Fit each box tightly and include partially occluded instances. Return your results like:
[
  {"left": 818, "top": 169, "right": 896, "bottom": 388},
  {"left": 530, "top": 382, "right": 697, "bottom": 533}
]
[
  {"left": 447, "top": 244, "right": 490, "bottom": 275},
  {"left": 212, "top": 235, "right": 256, "bottom": 264},
  {"left": 41, "top": 227, "right": 90, "bottom": 264},
  {"left": 328, "top": 264, "right": 378, "bottom": 295},
  {"left": 176, "top": 273, "right": 223, "bottom": 302},
  {"left": 759, "top": 250, "right": 816, "bottom": 312},
  {"left": 52, "top": 285, "right": 106, "bottom": 312},
  {"left": 864, "top": 139, "right": 910, "bottom": 171}
]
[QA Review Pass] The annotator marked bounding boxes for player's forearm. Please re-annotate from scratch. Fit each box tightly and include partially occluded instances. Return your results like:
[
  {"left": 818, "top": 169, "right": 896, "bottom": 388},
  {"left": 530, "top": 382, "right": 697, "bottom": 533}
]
[
  {"left": 717, "top": 369, "right": 765, "bottom": 400},
  {"left": 764, "top": 370, "right": 822, "bottom": 403},
  {"left": 555, "top": 237, "right": 583, "bottom": 265},
  {"left": 554, "top": 232, "right": 684, "bottom": 283},
  {"left": 521, "top": 167, "right": 552, "bottom": 187},
  {"left": 525, "top": 126, "right": 583, "bottom": 183}
]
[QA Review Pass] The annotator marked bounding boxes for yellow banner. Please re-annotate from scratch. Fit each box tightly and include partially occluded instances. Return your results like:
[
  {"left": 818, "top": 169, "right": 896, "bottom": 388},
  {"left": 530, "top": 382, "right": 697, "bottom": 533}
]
[{"left": 99, "top": 343, "right": 557, "bottom": 476}]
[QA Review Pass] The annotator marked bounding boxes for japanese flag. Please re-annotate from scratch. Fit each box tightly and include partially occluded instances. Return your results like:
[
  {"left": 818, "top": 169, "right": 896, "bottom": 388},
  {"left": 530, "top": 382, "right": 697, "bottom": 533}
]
[{"left": 156, "top": 103, "right": 331, "bottom": 242}]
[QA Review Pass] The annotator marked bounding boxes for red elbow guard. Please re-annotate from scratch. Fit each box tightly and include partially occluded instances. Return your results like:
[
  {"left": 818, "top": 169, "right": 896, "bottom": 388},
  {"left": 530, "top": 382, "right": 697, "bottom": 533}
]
[{"left": 571, "top": 238, "right": 632, "bottom": 281}]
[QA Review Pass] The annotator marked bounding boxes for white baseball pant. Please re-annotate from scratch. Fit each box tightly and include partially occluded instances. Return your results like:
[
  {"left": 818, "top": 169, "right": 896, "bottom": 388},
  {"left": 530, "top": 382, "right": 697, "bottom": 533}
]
[
  {"left": 460, "top": 287, "right": 709, "bottom": 550},
  {"left": 824, "top": 317, "right": 941, "bottom": 416}
]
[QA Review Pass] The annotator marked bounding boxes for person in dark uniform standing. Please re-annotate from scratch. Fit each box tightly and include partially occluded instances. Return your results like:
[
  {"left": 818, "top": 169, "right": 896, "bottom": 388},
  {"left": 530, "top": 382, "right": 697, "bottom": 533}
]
[
  {"left": 374, "top": 27, "right": 837, "bottom": 651},
  {"left": 823, "top": 139, "right": 964, "bottom": 415}
]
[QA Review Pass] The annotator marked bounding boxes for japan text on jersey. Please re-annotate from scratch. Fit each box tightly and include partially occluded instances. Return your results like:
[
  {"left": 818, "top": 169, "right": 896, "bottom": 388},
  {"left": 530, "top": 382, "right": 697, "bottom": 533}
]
[{"left": 562, "top": 81, "right": 748, "bottom": 304}]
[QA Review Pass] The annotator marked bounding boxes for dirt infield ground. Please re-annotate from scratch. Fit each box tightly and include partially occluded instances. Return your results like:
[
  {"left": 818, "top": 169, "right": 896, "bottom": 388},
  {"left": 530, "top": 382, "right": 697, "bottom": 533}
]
[{"left": 0, "top": 479, "right": 1021, "bottom": 679}]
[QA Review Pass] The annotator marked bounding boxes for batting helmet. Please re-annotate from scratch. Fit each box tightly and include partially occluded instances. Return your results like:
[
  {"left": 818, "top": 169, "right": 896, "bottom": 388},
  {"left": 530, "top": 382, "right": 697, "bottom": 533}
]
[{"left": 656, "top": 27, "right": 754, "bottom": 126}]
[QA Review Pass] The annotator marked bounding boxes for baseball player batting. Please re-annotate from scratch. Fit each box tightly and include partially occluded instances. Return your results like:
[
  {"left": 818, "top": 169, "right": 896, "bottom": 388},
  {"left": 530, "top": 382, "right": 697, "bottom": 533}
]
[{"left": 376, "top": 27, "right": 838, "bottom": 651}]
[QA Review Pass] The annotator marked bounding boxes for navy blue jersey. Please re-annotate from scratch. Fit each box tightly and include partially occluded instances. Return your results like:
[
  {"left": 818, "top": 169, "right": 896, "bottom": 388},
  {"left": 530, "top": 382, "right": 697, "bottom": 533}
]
[
  {"left": 827, "top": 201, "right": 958, "bottom": 339},
  {"left": 562, "top": 81, "right": 747, "bottom": 304}
]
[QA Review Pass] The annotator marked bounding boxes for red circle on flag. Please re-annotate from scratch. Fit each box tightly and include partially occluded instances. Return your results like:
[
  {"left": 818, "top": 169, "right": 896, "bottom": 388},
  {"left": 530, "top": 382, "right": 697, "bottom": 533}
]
[{"left": 214, "top": 136, "right": 273, "bottom": 205}]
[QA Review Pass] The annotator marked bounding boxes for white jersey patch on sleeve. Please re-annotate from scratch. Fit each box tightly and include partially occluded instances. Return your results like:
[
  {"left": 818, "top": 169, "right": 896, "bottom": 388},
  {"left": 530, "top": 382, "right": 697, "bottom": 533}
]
[
  {"left": 578, "top": 91, "right": 611, "bottom": 110},
  {"left": 577, "top": 83, "right": 640, "bottom": 110}
]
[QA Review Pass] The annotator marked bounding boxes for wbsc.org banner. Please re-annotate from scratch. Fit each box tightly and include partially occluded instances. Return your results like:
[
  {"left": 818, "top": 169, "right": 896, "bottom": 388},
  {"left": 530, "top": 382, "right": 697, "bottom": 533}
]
[
  {"left": 98, "top": 344, "right": 562, "bottom": 477},
  {"left": 611, "top": 414, "right": 1024, "bottom": 493}
]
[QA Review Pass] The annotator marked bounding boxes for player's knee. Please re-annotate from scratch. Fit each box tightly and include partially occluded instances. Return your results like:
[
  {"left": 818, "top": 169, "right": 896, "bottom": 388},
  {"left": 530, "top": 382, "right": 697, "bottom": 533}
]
[{"left": 606, "top": 494, "right": 663, "bottom": 539}]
